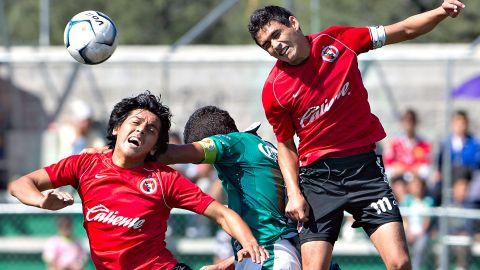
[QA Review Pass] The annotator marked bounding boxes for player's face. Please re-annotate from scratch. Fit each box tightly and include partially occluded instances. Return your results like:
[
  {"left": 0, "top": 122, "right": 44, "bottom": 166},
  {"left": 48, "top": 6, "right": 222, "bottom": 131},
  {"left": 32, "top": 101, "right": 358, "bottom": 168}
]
[
  {"left": 112, "top": 109, "right": 161, "bottom": 166},
  {"left": 255, "top": 17, "right": 310, "bottom": 65}
]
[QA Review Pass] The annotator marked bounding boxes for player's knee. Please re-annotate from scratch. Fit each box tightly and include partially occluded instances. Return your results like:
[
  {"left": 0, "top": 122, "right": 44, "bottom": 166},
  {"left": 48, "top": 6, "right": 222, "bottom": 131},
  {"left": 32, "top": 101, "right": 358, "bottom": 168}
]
[{"left": 385, "top": 254, "right": 411, "bottom": 270}]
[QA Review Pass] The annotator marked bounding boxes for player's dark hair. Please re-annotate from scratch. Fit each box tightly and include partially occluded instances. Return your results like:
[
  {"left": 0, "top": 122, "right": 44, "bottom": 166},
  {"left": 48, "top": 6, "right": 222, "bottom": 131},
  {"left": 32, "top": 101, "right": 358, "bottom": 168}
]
[
  {"left": 106, "top": 91, "right": 172, "bottom": 161},
  {"left": 248, "top": 5, "right": 294, "bottom": 45},
  {"left": 183, "top": 106, "right": 238, "bottom": 144}
]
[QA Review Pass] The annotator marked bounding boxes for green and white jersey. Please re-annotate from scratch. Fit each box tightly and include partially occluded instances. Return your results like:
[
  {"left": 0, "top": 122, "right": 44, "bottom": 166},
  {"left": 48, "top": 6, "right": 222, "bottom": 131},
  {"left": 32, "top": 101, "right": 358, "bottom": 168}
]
[{"left": 198, "top": 128, "right": 296, "bottom": 246}]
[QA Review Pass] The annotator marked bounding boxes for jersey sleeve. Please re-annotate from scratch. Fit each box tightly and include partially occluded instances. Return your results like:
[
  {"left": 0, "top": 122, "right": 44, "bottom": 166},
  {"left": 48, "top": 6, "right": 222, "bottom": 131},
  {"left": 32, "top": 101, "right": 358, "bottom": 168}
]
[
  {"left": 262, "top": 78, "right": 295, "bottom": 143},
  {"left": 321, "top": 26, "right": 385, "bottom": 54},
  {"left": 166, "top": 171, "right": 215, "bottom": 214},
  {"left": 44, "top": 154, "right": 86, "bottom": 188}
]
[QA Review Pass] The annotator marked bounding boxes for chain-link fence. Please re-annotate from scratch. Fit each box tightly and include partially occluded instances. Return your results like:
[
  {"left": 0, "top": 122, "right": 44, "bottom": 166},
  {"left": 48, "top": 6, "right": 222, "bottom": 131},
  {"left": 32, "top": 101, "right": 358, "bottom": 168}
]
[{"left": 1, "top": 202, "right": 480, "bottom": 270}]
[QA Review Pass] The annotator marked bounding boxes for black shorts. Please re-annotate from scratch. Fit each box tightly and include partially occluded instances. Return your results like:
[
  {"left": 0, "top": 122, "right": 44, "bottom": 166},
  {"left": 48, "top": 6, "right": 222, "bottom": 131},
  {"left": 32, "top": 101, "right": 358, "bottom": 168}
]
[
  {"left": 171, "top": 263, "right": 193, "bottom": 270},
  {"left": 298, "top": 152, "right": 402, "bottom": 245}
]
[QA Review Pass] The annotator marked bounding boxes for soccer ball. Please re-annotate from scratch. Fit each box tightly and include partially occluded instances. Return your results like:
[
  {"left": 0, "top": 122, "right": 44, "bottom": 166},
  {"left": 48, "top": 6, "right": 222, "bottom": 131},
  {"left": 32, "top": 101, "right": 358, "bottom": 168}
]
[{"left": 64, "top": 11, "right": 118, "bottom": 65}]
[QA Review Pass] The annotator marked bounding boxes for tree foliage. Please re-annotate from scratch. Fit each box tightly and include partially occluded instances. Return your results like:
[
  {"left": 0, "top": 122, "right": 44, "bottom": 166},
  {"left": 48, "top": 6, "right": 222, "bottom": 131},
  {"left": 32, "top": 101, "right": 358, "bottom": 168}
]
[{"left": 1, "top": 0, "right": 478, "bottom": 46}]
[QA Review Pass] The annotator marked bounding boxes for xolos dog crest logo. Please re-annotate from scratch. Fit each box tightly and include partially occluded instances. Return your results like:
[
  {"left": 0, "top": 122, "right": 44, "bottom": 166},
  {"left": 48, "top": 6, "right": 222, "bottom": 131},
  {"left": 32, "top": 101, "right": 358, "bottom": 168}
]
[
  {"left": 321, "top": 45, "right": 339, "bottom": 62},
  {"left": 140, "top": 178, "right": 157, "bottom": 194}
]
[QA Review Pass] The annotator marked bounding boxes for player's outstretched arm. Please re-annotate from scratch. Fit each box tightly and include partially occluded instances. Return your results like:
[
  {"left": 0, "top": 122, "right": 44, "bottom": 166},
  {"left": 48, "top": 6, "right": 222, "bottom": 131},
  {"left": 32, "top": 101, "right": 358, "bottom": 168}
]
[
  {"left": 8, "top": 169, "right": 74, "bottom": 210},
  {"left": 278, "top": 138, "right": 309, "bottom": 222},
  {"left": 203, "top": 201, "right": 269, "bottom": 264},
  {"left": 156, "top": 143, "right": 205, "bottom": 165},
  {"left": 385, "top": 0, "right": 465, "bottom": 45}
]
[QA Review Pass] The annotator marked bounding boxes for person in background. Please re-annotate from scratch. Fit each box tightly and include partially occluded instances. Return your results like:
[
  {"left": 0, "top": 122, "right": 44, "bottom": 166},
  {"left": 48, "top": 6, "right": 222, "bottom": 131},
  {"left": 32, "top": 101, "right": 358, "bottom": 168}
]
[
  {"left": 449, "top": 167, "right": 475, "bottom": 270},
  {"left": 401, "top": 176, "right": 434, "bottom": 270},
  {"left": 43, "top": 216, "right": 88, "bottom": 270},
  {"left": 383, "top": 109, "right": 431, "bottom": 181},
  {"left": 390, "top": 176, "right": 409, "bottom": 205},
  {"left": 431, "top": 110, "right": 480, "bottom": 205},
  {"left": 56, "top": 100, "right": 105, "bottom": 159}
]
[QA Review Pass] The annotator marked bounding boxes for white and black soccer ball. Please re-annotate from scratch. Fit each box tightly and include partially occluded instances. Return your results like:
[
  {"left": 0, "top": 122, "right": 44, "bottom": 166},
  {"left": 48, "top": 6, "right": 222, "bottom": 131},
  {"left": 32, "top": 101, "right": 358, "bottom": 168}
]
[{"left": 64, "top": 11, "right": 118, "bottom": 65}]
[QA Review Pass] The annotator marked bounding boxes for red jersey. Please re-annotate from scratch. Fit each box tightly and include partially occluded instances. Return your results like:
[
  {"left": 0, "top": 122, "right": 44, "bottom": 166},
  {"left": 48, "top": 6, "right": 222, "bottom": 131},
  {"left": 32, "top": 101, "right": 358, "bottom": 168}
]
[
  {"left": 44, "top": 152, "right": 215, "bottom": 270},
  {"left": 383, "top": 135, "right": 431, "bottom": 173},
  {"left": 262, "top": 26, "right": 386, "bottom": 166}
]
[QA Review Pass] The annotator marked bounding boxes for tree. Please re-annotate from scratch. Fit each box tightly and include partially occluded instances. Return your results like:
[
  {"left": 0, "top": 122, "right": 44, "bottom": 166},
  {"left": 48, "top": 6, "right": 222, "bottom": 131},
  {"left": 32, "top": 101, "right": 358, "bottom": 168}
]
[{"left": 1, "top": 0, "right": 478, "bottom": 46}]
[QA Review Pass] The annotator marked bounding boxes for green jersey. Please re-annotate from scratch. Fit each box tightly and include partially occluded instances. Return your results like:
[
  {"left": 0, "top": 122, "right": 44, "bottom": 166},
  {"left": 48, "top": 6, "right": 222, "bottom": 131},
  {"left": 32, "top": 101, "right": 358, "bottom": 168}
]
[{"left": 199, "top": 127, "right": 296, "bottom": 246}]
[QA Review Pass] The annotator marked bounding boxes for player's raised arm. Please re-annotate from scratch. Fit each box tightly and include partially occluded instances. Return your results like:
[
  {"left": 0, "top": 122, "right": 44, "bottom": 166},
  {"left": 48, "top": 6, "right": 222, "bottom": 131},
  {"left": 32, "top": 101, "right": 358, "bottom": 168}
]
[
  {"left": 8, "top": 169, "right": 74, "bottom": 210},
  {"left": 385, "top": 0, "right": 465, "bottom": 45}
]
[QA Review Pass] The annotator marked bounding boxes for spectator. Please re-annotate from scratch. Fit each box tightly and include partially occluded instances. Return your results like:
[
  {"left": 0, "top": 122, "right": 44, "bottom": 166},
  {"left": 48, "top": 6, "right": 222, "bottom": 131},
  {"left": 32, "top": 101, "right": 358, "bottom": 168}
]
[
  {"left": 42, "top": 100, "right": 105, "bottom": 167},
  {"left": 391, "top": 175, "right": 409, "bottom": 205},
  {"left": 62, "top": 100, "right": 105, "bottom": 157},
  {"left": 441, "top": 110, "right": 480, "bottom": 169},
  {"left": 401, "top": 176, "right": 434, "bottom": 270},
  {"left": 431, "top": 110, "right": 480, "bottom": 205},
  {"left": 42, "top": 216, "right": 88, "bottom": 270},
  {"left": 449, "top": 168, "right": 475, "bottom": 270},
  {"left": 383, "top": 109, "right": 431, "bottom": 181}
]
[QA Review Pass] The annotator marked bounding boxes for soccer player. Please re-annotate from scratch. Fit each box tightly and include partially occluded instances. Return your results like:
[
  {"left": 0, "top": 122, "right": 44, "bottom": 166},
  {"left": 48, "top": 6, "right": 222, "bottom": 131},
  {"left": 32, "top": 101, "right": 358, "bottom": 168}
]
[
  {"left": 248, "top": 1, "right": 466, "bottom": 270},
  {"left": 8, "top": 92, "right": 268, "bottom": 270},
  {"left": 158, "top": 106, "right": 301, "bottom": 270}
]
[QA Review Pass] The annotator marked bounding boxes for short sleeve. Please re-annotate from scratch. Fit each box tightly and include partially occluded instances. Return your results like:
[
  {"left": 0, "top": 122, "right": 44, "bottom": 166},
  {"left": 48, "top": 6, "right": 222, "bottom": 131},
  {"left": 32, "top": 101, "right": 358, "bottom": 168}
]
[
  {"left": 166, "top": 171, "right": 215, "bottom": 214},
  {"left": 262, "top": 80, "right": 295, "bottom": 142},
  {"left": 321, "top": 26, "right": 379, "bottom": 55},
  {"left": 44, "top": 154, "right": 85, "bottom": 188}
]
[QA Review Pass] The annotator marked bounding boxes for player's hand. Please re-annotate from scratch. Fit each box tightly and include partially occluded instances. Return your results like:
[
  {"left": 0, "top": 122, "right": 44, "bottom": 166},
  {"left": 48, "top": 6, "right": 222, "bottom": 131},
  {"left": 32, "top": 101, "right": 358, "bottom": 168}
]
[
  {"left": 39, "top": 190, "right": 74, "bottom": 210},
  {"left": 236, "top": 242, "right": 269, "bottom": 265},
  {"left": 80, "top": 146, "right": 111, "bottom": 154},
  {"left": 441, "top": 0, "right": 465, "bottom": 18},
  {"left": 285, "top": 192, "right": 309, "bottom": 222}
]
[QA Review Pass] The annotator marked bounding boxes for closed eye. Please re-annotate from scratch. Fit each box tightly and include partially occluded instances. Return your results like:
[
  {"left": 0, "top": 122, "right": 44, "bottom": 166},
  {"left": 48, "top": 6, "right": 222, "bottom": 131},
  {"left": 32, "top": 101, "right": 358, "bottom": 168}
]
[{"left": 262, "top": 41, "right": 271, "bottom": 50}]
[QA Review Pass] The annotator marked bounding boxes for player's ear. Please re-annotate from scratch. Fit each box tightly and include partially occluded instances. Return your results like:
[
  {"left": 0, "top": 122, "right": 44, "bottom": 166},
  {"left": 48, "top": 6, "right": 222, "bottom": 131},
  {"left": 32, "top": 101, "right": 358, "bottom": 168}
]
[
  {"left": 289, "top": 16, "right": 300, "bottom": 30},
  {"left": 112, "top": 128, "right": 118, "bottom": 135}
]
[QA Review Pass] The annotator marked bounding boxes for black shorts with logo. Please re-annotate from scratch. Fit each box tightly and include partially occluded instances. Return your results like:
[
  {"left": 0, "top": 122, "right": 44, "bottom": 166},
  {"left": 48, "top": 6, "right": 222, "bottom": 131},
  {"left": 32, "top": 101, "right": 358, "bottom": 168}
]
[{"left": 298, "top": 152, "right": 402, "bottom": 245}]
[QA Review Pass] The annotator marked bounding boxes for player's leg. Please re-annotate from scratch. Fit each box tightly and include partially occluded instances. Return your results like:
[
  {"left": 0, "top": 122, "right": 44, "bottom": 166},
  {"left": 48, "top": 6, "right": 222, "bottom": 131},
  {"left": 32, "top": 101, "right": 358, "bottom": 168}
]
[
  {"left": 298, "top": 160, "right": 348, "bottom": 270},
  {"left": 301, "top": 240, "right": 333, "bottom": 270},
  {"left": 345, "top": 153, "right": 411, "bottom": 270},
  {"left": 368, "top": 222, "right": 411, "bottom": 270}
]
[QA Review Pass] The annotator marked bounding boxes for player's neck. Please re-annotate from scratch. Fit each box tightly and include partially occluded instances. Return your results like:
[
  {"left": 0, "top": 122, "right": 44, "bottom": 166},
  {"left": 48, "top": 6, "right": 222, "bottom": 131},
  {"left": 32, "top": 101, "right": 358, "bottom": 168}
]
[{"left": 111, "top": 151, "right": 146, "bottom": 169}]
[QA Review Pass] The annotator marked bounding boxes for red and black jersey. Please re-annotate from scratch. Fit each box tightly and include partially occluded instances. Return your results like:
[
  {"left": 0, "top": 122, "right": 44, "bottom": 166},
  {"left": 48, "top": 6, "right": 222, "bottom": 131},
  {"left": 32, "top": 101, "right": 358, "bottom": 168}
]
[
  {"left": 45, "top": 152, "right": 214, "bottom": 270},
  {"left": 262, "top": 26, "right": 386, "bottom": 166}
]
